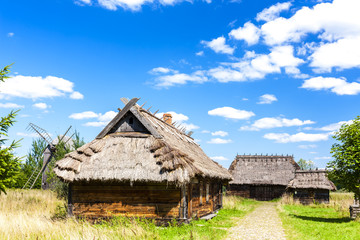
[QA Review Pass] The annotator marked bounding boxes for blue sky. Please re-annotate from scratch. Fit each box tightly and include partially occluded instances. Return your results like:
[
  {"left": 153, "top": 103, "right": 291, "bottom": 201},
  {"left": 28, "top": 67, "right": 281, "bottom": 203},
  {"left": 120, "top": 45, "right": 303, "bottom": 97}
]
[{"left": 0, "top": 0, "right": 359, "bottom": 169}]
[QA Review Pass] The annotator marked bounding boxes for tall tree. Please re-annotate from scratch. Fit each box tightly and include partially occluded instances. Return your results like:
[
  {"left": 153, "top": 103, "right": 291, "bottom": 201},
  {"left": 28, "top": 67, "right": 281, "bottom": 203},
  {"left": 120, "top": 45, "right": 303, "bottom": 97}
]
[
  {"left": 297, "top": 158, "right": 316, "bottom": 170},
  {"left": 328, "top": 116, "right": 360, "bottom": 202},
  {"left": 0, "top": 65, "right": 22, "bottom": 194}
]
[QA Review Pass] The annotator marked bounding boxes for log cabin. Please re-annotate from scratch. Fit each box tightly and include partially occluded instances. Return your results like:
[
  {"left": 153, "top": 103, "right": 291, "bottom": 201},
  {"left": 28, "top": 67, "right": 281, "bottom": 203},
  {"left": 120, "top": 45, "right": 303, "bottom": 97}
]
[
  {"left": 54, "top": 98, "right": 232, "bottom": 222},
  {"left": 287, "top": 170, "right": 336, "bottom": 204},
  {"left": 227, "top": 154, "right": 300, "bottom": 200}
]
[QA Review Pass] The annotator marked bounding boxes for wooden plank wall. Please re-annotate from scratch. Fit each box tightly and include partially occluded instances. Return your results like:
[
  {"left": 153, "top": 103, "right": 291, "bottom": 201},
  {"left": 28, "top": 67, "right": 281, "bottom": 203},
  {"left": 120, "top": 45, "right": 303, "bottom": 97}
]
[
  {"left": 227, "top": 184, "right": 286, "bottom": 201},
  {"left": 188, "top": 180, "right": 223, "bottom": 219},
  {"left": 70, "top": 182, "right": 181, "bottom": 219},
  {"left": 292, "top": 189, "right": 330, "bottom": 204}
]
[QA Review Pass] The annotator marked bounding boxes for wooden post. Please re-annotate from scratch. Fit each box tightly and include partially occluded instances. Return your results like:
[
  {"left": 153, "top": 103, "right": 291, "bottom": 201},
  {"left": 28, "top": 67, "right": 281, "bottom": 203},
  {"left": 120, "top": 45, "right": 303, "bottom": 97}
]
[
  {"left": 188, "top": 183, "right": 192, "bottom": 218},
  {"left": 67, "top": 183, "right": 73, "bottom": 217},
  {"left": 180, "top": 185, "right": 187, "bottom": 219}
]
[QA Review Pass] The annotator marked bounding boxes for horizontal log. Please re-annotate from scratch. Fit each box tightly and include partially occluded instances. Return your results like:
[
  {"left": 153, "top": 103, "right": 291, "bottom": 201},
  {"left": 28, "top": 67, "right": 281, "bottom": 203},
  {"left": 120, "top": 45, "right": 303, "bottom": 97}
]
[
  {"left": 72, "top": 195, "right": 180, "bottom": 204},
  {"left": 72, "top": 185, "right": 178, "bottom": 191}
]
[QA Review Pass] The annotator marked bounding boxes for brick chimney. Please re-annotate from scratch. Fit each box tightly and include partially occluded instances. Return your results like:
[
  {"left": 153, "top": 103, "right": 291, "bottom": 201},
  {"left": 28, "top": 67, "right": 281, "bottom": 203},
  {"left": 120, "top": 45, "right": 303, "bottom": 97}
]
[{"left": 163, "top": 113, "right": 172, "bottom": 125}]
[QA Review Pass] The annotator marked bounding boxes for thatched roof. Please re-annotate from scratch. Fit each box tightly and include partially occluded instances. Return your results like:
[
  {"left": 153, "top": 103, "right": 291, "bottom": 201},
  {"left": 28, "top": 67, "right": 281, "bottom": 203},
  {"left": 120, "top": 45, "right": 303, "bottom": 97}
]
[
  {"left": 287, "top": 170, "right": 336, "bottom": 191},
  {"left": 228, "top": 154, "right": 300, "bottom": 186},
  {"left": 54, "top": 98, "right": 232, "bottom": 185}
]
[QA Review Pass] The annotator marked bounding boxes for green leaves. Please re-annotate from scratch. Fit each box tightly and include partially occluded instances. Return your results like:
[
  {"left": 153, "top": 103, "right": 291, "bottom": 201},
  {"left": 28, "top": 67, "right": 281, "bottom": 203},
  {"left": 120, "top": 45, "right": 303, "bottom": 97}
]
[{"left": 328, "top": 116, "right": 360, "bottom": 199}]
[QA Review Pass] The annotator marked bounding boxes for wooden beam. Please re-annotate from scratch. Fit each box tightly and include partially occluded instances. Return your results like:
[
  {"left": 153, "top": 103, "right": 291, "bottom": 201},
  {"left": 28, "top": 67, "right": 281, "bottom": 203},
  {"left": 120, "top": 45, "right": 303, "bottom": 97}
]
[
  {"left": 130, "top": 108, "right": 162, "bottom": 139},
  {"left": 96, "top": 98, "right": 139, "bottom": 139}
]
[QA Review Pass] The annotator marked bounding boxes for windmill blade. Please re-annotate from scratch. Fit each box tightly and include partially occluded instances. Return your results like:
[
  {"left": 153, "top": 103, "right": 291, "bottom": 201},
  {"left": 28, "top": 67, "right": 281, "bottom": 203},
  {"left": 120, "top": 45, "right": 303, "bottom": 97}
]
[
  {"left": 57, "top": 125, "right": 72, "bottom": 144},
  {"left": 27, "top": 123, "right": 53, "bottom": 146}
]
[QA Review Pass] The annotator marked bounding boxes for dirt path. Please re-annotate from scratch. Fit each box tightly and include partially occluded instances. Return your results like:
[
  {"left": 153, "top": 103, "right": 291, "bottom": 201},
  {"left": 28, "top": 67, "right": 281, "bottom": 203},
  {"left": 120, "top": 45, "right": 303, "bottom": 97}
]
[{"left": 226, "top": 202, "right": 286, "bottom": 240}]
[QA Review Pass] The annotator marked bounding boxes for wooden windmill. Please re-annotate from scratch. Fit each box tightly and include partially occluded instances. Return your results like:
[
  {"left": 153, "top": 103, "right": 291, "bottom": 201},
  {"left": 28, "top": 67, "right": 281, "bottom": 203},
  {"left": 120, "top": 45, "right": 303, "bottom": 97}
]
[{"left": 22, "top": 123, "right": 74, "bottom": 190}]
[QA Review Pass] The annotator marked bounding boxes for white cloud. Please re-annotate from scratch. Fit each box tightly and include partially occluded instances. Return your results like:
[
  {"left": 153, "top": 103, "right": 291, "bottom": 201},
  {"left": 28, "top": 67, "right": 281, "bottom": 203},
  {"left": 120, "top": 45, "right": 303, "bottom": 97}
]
[
  {"left": 310, "top": 36, "right": 360, "bottom": 71},
  {"left": 229, "top": 22, "right": 260, "bottom": 45},
  {"left": 201, "top": 130, "right": 210, "bottom": 134},
  {"left": 269, "top": 45, "right": 304, "bottom": 68},
  {"left": 0, "top": 75, "right": 83, "bottom": 100},
  {"left": 196, "top": 51, "right": 204, "bottom": 56},
  {"left": 256, "top": 1, "right": 292, "bottom": 22},
  {"left": 201, "top": 36, "right": 235, "bottom": 55},
  {"left": 311, "top": 120, "right": 353, "bottom": 132},
  {"left": 154, "top": 70, "right": 208, "bottom": 88},
  {"left": 83, "top": 121, "right": 108, "bottom": 127},
  {"left": 211, "top": 156, "right": 228, "bottom": 161},
  {"left": 33, "top": 102, "right": 49, "bottom": 110},
  {"left": 0, "top": 103, "right": 24, "bottom": 108},
  {"left": 97, "top": 0, "right": 152, "bottom": 11},
  {"left": 70, "top": 91, "right": 84, "bottom": 100},
  {"left": 211, "top": 131, "right": 228, "bottom": 137},
  {"left": 261, "top": 0, "right": 360, "bottom": 46},
  {"left": 98, "top": 111, "right": 117, "bottom": 121},
  {"left": 69, "top": 111, "right": 99, "bottom": 120},
  {"left": 207, "top": 138, "right": 232, "bottom": 144},
  {"left": 75, "top": 0, "right": 92, "bottom": 5},
  {"left": 314, "top": 156, "right": 332, "bottom": 160},
  {"left": 16, "top": 132, "right": 42, "bottom": 138},
  {"left": 208, "top": 67, "right": 248, "bottom": 83},
  {"left": 156, "top": 111, "right": 189, "bottom": 123},
  {"left": 301, "top": 77, "right": 360, "bottom": 95},
  {"left": 181, "top": 123, "right": 199, "bottom": 131},
  {"left": 240, "top": 117, "right": 315, "bottom": 131},
  {"left": 208, "top": 107, "right": 255, "bottom": 120},
  {"left": 264, "top": 132, "right": 330, "bottom": 143},
  {"left": 309, "top": 152, "right": 318, "bottom": 154},
  {"left": 149, "top": 67, "right": 177, "bottom": 74},
  {"left": 258, "top": 94, "right": 277, "bottom": 104},
  {"left": 7, "top": 32, "right": 14, "bottom": 37},
  {"left": 298, "top": 144, "right": 317, "bottom": 149}
]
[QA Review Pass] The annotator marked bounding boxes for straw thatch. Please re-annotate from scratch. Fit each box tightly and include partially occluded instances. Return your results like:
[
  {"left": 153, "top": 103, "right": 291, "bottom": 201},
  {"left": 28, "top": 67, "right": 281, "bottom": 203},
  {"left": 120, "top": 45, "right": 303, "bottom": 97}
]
[
  {"left": 54, "top": 100, "right": 231, "bottom": 185},
  {"left": 228, "top": 154, "right": 300, "bottom": 186},
  {"left": 287, "top": 170, "right": 336, "bottom": 190}
]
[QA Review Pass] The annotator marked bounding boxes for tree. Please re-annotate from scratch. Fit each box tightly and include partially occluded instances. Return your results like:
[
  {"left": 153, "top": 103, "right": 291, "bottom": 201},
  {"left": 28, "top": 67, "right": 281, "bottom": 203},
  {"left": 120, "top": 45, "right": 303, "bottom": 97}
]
[
  {"left": 328, "top": 116, "right": 360, "bottom": 202},
  {"left": 297, "top": 158, "right": 316, "bottom": 170},
  {"left": 0, "top": 65, "right": 22, "bottom": 194}
]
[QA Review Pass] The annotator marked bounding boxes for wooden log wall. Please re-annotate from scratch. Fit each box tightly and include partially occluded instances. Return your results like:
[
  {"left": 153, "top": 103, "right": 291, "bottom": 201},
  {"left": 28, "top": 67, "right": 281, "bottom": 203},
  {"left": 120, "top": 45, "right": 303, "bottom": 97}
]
[
  {"left": 292, "top": 189, "right": 330, "bottom": 204},
  {"left": 70, "top": 182, "right": 181, "bottom": 219},
  {"left": 227, "top": 184, "right": 286, "bottom": 201},
  {"left": 188, "top": 180, "right": 223, "bottom": 219}
]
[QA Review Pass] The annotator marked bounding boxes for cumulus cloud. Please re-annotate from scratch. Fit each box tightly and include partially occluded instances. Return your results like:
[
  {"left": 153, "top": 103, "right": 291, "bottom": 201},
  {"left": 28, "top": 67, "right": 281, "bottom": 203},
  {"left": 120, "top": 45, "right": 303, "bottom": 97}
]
[
  {"left": 264, "top": 132, "right": 331, "bottom": 143},
  {"left": 256, "top": 1, "right": 292, "bottom": 22},
  {"left": 16, "top": 132, "right": 43, "bottom": 138},
  {"left": 154, "top": 70, "right": 208, "bottom": 88},
  {"left": 196, "top": 51, "right": 204, "bottom": 56},
  {"left": 229, "top": 22, "right": 260, "bottom": 45},
  {"left": 207, "top": 138, "right": 232, "bottom": 144},
  {"left": 69, "top": 111, "right": 99, "bottom": 120},
  {"left": 201, "top": 36, "right": 235, "bottom": 55},
  {"left": 33, "top": 102, "right": 49, "bottom": 110},
  {"left": 156, "top": 111, "right": 199, "bottom": 131},
  {"left": 208, "top": 107, "right": 255, "bottom": 120},
  {"left": 97, "top": 0, "right": 152, "bottom": 11},
  {"left": 211, "top": 156, "right": 228, "bottom": 161},
  {"left": 211, "top": 131, "right": 228, "bottom": 137},
  {"left": 258, "top": 94, "right": 277, "bottom": 104},
  {"left": 0, "top": 103, "right": 24, "bottom": 108},
  {"left": 307, "top": 120, "right": 353, "bottom": 132},
  {"left": 240, "top": 117, "right": 315, "bottom": 131},
  {"left": 314, "top": 156, "right": 332, "bottom": 160},
  {"left": 0, "top": 75, "right": 83, "bottom": 100},
  {"left": 298, "top": 144, "right": 317, "bottom": 149},
  {"left": 70, "top": 91, "right": 84, "bottom": 100},
  {"left": 149, "top": 67, "right": 177, "bottom": 75},
  {"left": 301, "top": 77, "right": 360, "bottom": 95},
  {"left": 7, "top": 32, "right": 14, "bottom": 37}
]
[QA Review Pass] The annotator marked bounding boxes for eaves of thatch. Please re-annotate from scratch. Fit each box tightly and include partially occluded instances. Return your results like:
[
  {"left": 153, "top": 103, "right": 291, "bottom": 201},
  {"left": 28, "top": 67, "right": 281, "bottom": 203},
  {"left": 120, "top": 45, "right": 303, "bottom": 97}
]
[
  {"left": 287, "top": 170, "right": 336, "bottom": 191},
  {"left": 54, "top": 98, "right": 232, "bottom": 185},
  {"left": 228, "top": 154, "right": 300, "bottom": 186}
]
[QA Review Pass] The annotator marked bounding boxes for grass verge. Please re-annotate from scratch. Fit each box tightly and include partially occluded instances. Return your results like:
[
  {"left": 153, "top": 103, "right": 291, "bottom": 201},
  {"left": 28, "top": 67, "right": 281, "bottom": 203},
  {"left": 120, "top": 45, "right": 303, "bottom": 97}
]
[
  {"left": 0, "top": 190, "right": 258, "bottom": 240},
  {"left": 278, "top": 192, "right": 360, "bottom": 240}
]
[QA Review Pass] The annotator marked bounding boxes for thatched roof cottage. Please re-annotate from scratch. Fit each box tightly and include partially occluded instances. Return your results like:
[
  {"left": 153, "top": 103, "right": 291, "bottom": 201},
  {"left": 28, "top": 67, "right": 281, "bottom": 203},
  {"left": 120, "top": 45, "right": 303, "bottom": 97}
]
[
  {"left": 227, "top": 154, "right": 300, "bottom": 200},
  {"left": 54, "top": 98, "right": 232, "bottom": 221},
  {"left": 287, "top": 170, "right": 336, "bottom": 204}
]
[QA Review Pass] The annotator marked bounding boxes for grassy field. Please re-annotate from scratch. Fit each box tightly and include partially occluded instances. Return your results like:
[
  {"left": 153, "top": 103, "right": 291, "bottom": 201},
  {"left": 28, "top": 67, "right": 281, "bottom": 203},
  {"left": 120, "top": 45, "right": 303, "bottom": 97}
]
[
  {"left": 0, "top": 189, "right": 258, "bottom": 240},
  {"left": 278, "top": 192, "right": 360, "bottom": 240}
]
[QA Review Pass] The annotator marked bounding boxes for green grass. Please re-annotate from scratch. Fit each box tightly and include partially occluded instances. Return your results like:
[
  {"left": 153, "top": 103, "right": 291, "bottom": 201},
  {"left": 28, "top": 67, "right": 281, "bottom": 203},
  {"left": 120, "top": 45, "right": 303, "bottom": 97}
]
[
  {"left": 279, "top": 203, "right": 360, "bottom": 240},
  {"left": 154, "top": 197, "right": 259, "bottom": 240}
]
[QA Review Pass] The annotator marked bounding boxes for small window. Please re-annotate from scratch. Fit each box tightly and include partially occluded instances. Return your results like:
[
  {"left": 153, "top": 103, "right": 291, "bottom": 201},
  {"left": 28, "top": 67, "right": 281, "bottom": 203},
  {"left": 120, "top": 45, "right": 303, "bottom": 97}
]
[
  {"left": 206, "top": 182, "right": 209, "bottom": 203},
  {"left": 129, "top": 117, "right": 134, "bottom": 125},
  {"left": 199, "top": 181, "right": 203, "bottom": 205}
]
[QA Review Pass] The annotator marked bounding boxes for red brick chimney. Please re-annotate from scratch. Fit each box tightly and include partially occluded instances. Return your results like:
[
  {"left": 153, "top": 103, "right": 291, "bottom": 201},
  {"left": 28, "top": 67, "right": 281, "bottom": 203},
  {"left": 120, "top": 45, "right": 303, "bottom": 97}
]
[{"left": 163, "top": 113, "right": 172, "bottom": 125}]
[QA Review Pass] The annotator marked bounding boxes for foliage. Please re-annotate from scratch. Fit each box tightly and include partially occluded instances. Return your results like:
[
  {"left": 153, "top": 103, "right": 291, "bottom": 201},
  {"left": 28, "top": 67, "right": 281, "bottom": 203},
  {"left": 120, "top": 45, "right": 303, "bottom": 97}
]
[
  {"left": 328, "top": 116, "right": 360, "bottom": 200},
  {"left": 279, "top": 203, "right": 359, "bottom": 240},
  {"left": 297, "top": 158, "right": 316, "bottom": 170},
  {"left": 46, "top": 130, "right": 86, "bottom": 199},
  {"left": 0, "top": 64, "right": 22, "bottom": 194},
  {"left": 13, "top": 138, "right": 47, "bottom": 188}
]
